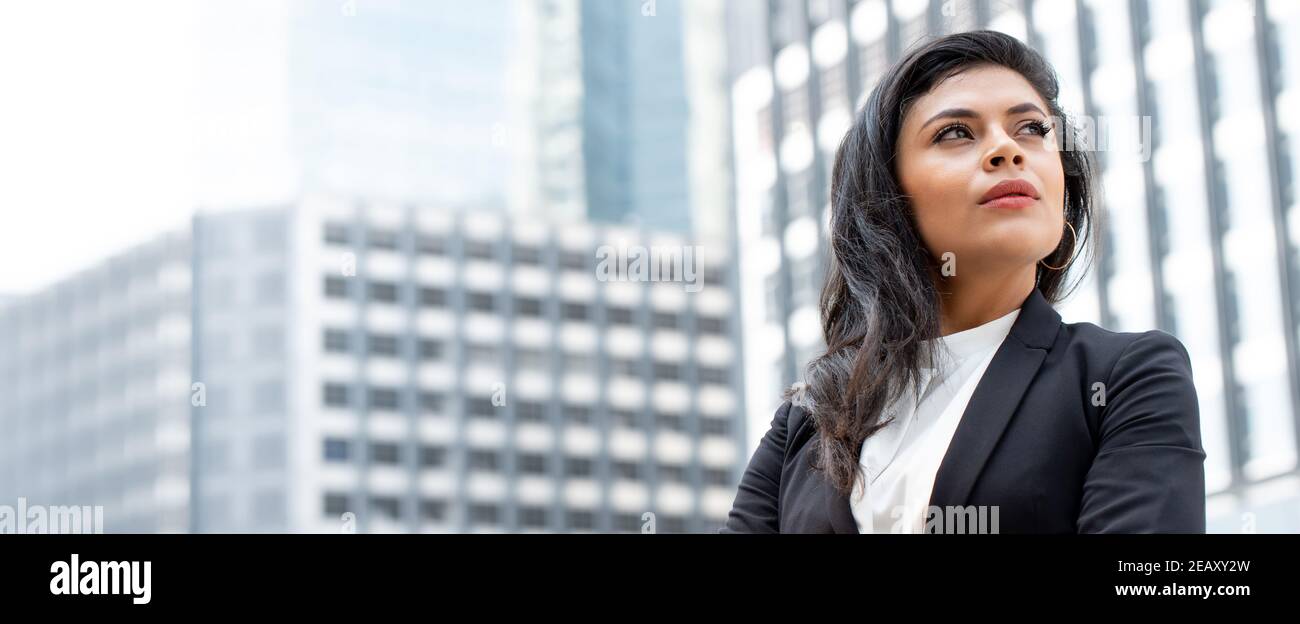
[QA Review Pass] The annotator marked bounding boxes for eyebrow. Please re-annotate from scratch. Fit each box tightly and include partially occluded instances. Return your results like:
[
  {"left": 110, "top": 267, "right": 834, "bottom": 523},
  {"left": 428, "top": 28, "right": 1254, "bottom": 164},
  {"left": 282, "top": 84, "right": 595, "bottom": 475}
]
[{"left": 918, "top": 102, "right": 1047, "bottom": 136}]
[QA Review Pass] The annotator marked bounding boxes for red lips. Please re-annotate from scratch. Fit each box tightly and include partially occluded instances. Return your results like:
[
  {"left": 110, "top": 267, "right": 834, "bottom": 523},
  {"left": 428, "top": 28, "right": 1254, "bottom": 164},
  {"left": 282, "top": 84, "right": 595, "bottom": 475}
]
[{"left": 979, "top": 178, "right": 1041, "bottom": 204}]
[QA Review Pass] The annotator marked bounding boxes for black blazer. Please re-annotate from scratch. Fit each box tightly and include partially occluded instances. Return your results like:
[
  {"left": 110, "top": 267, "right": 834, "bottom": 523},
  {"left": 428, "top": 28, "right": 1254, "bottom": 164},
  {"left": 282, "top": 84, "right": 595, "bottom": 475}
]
[{"left": 721, "top": 287, "right": 1207, "bottom": 534}]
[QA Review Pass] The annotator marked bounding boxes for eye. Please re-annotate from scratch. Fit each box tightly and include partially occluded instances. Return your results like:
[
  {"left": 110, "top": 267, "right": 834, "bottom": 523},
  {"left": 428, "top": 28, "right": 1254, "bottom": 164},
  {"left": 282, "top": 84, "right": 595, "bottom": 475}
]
[
  {"left": 1019, "top": 119, "right": 1053, "bottom": 138},
  {"left": 932, "top": 123, "right": 973, "bottom": 143}
]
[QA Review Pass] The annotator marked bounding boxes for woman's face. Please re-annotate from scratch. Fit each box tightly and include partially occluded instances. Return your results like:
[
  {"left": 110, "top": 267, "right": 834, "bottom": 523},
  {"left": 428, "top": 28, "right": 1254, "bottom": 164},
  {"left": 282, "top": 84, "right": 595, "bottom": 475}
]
[{"left": 896, "top": 64, "right": 1066, "bottom": 277}]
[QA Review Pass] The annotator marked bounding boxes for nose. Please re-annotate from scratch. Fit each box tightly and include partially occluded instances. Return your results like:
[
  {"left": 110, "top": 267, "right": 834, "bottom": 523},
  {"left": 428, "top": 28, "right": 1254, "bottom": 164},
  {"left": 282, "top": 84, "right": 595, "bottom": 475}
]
[{"left": 983, "top": 130, "right": 1027, "bottom": 171}]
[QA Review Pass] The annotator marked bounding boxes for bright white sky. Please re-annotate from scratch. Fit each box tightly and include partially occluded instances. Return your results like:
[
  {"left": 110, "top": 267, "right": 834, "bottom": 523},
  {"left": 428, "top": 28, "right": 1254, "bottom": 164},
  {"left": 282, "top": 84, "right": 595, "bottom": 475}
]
[
  {"left": 0, "top": 0, "right": 201, "bottom": 295},
  {"left": 0, "top": 0, "right": 519, "bottom": 296}
]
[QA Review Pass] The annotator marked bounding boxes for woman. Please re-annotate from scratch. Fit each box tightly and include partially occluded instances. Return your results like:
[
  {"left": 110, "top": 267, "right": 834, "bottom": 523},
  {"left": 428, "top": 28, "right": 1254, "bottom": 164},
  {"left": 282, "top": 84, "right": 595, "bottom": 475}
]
[{"left": 721, "top": 30, "right": 1205, "bottom": 534}]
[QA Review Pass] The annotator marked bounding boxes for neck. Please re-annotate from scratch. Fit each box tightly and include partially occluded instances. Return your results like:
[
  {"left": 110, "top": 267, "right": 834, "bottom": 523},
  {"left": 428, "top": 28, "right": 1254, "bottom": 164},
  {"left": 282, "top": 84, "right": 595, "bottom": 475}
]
[{"left": 932, "top": 263, "right": 1036, "bottom": 337}]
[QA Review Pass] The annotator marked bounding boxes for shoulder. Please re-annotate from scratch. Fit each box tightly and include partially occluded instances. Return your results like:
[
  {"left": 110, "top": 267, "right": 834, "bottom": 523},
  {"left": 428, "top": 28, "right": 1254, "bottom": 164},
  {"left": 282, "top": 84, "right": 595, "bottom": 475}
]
[
  {"left": 764, "top": 396, "right": 815, "bottom": 457},
  {"left": 1058, "top": 323, "right": 1199, "bottom": 439},
  {"left": 1056, "top": 321, "right": 1193, "bottom": 379}
]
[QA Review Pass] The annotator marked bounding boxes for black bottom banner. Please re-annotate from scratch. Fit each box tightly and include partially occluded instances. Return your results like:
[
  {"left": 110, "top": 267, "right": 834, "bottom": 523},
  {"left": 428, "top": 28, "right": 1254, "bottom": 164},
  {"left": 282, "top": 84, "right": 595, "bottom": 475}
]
[{"left": 1, "top": 534, "right": 1290, "bottom": 613}]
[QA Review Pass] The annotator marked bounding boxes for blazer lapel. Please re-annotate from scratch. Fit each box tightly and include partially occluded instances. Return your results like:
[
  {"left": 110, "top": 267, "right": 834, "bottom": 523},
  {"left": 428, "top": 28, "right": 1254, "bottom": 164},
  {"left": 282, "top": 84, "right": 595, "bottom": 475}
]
[
  {"left": 824, "top": 288, "right": 1061, "bottom": 533},
  {"left": 928, "top": 288, "right": 1060, "bottom": 510}
]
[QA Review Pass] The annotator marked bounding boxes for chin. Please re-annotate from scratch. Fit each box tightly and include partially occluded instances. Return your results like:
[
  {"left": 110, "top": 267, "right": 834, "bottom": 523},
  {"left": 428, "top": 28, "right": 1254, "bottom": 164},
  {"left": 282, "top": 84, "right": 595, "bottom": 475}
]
[
  {"left": 978, "top": 227, "right": 1054, "bottom": 251},
  {"left": 966, "top": 240, "right": 1053, "bottom": 267}
]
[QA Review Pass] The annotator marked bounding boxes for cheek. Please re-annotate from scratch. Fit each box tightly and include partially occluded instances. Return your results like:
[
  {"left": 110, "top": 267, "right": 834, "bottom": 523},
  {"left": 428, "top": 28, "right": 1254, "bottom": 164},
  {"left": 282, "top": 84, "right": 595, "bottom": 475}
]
[
  {"left": 902, "top": 156, "right": 974, "bottom": 251},
  {"left": 1036, "top": 154, "right": 1067, "bottom": 211},
  {"left": 901, "top": 155, "right": 970, "bottom": 217}
]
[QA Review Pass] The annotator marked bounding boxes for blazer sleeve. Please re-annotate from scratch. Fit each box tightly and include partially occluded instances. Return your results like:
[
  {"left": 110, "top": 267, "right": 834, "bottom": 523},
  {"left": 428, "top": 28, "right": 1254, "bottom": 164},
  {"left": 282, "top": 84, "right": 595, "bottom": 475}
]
[
  {"left": 718, "top": 401, "right": 793, "bottom": 533},
  {"left": 1077, "top": 330, "right": 1207, "bottom": 533}
]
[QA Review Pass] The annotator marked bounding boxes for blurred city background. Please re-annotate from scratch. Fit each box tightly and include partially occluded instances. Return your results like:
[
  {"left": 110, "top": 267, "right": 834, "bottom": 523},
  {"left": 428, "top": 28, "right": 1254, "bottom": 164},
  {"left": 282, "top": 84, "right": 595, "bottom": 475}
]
[{"left": 0, "top": 0, "right": 1297, "bottom": 533}]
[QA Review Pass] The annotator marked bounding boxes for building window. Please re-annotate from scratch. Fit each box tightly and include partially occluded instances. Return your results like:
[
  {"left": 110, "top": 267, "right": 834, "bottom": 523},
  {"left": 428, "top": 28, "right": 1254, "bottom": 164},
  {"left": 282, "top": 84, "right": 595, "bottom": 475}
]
[
  {"left": 370, "top": 496, "right": 400, "bottom": 520},
  {"left": 419, "top": 446, "right": 446, "bottom": 468},
  {"left": 564, "top": 403, "right": 593, "bottom": 425},
  {"left": 418, "top": 338, "right": 443, "bottom": 360},
  {"left": 466, "top": 240, "right": 496, "bottom": 260},
  {"left": 790, "top": 256, "right": 819, "bottom": 307},
  {"left": 470, "top": 503, "right": 499, "bottom": 525},
  {"left": 323, "top": 222, "right": 350, "bottom": 245},
  {"left": 512, "top": 244, "right": 542, "bottom": 265},
  {"left": 698, "top": 316, "right": 726, "bottom": 335},
  {"left": 470, "top": 449, "right": 499, "bottom": 472},
  {"left": 323, "top": 438, "right": 350, "bottom": 462},
  {"left": 469, "top": 396, "right": 498, "bottom": 419},
  {"left": 517, "top": 401, "right": 547, "bottom": 422},
  {"left": 519, "top": 453, "right": 548, "bottom": 475},
  {"left": 699, "top": 367, "right": 729, "bottom": 385},
  {"left": 368, "top": 281, "right": 399, "bottom": 303},
  {"left": 323, "top": 493, "right": 349, "bottom": 517},
  {"left": 324, "top": 276, "right": 350, "bottom": 299},
  {"left": 653, "top": 362, "right": 682, "bottom": 381},
  {"left": 560, "top": 249, "right": 589, "bottom": 271},
  {"left": 520, "top": 506, "right": 548, "bottom": 528},
  {"left": 702, "top": 266, "right": 724, "bottom": 287},
  {"left": 367, "top": 229, "right": 399, "bottom": 250},
  {"left": 418, "top": 391, "right": 444, "bottom": 413},
  {"left": 658, "top": 463, "right": 687, "bottom": 483},
  {"left": 323, "top": 329, "right": 350, "bottom": 353},
  {"left": 562, "top": 352, "right": 593, "bottom": 373},
  {"left": 514, "top": 296, "right": 543, "bottom": 317},
  {"left": 608, "top": 306, "right": 634, "bottom": 325},
  {"left": 614, "top": 461, "right": 640, "bottom": 480},
  {"left": 562, "top": 301, "right": 589, "bottom": 321},
  {"left": 655, "top": 411, "right": 684, "bottom": 431},
  {"left": 613, "top": 359, "right": 641, "bottom": 377},
  {"left": 367, "top": 333, "right": 399, "bottom": 357},
  {"left": 253, "top": 380, "right": 285, "bottom": 413},
  {"left": 564, "top": 456, "right": 593, "bottom": 478},
  {"left": 367, "top": 387, "right": 400, "bottom": 411},
  {"left": 323, "top": 383, "right": 350, "bottom": 407},
  {"left": 819, "top": 62, "right": 848, "bottom": 111},
  {"left": 420, "top": 499, "right": 447, "bottom": 521},
  {"left": 419, "top": 287, "right": 447, "bottom": 307},
  {"left": 370, "top": 442, "right": 401, "bottom": 465},
  {"left": 567, "top": 509, "right": 594, "bottom": 530},
  {"left": 260, "top": 216, "right": 287, "bottom": 250},
  {"left": 701, "top": 416, "right": 730, "bottom": 436},
  {"left": 417, "top": 234, "right": 446, "bottom": 255},
  {"left": 467, "top": 343, "right": 499, "bottom": 366},
  {"left": 468, "top": 292, "right": 496, "bottom": 312},
  {"left": 652, "top": 311, "right": 678, "bottom": 330},
  {"left": 787, "top": 168, "right": 812, "bottom": 217},
  {"left": 615, "top": 513, "right": 641, "bottom": 532},
  {"left": 516, "top": 348, "right": 548, "bottom": 369},
  {"left": 613, "top": 409, "right": 639, "bottom": 428},
  {"left": 256, "top": 271, "right": 284, "bottom": 305},
  {"left": 705, "top": 468, "right": 731, "bottom": 487},
  {"left": 660, "top": 516, "right": 687, "bottom": 534}
]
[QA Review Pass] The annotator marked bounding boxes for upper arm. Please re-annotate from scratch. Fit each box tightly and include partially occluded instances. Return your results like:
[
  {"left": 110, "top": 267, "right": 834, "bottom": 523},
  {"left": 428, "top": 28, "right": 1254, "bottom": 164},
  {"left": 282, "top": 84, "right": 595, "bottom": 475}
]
[
  {"left": 719, "top": 401, "right": 793, "bottom": 534},
  {"left": 1077, "top": 330, "right": 1207, "bottom": 533}
]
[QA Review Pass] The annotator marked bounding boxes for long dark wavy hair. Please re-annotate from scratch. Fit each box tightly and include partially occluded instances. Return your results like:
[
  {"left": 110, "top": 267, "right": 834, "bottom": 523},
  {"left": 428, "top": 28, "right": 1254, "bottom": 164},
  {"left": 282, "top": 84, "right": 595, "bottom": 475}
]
[{"left": 788, "top": 30, "right": 1100, "bottom": 497}]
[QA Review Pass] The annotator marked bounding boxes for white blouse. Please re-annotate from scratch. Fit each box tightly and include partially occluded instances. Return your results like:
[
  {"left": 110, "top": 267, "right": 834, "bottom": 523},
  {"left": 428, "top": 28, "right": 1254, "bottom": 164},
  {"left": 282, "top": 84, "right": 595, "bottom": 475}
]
[{"left": 849, "top": 306, "right": 1021, "bottom": 534}]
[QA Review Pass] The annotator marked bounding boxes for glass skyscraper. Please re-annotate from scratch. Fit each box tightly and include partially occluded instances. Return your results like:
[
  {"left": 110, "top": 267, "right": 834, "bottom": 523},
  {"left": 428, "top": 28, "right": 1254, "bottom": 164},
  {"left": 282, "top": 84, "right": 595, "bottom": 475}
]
[{"left": 524, "top": 0, "right": 696, "bottom": 233}]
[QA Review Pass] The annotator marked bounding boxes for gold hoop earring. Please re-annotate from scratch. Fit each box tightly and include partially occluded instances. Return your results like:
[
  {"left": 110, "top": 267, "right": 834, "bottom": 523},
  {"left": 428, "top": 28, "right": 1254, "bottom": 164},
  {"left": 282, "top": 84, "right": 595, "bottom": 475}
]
[{"left": 1039, "top": 220, "right": 1077, "bottom": 272}]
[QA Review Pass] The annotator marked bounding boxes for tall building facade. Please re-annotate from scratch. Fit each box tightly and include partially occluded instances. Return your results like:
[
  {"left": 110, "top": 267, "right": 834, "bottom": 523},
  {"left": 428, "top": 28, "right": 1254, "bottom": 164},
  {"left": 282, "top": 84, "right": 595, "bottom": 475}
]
[
  {"left": 522, "top": 0, "right": 699, "bottom": 234},
  {"left": 0, "top": 231, "right": 194, "bottom": 533},
  {"left": 1, "top": 199, "right": 744, "bottom": 533},
  {"left": 730, "top": 0, "right": 1300, "bottom": 532}
]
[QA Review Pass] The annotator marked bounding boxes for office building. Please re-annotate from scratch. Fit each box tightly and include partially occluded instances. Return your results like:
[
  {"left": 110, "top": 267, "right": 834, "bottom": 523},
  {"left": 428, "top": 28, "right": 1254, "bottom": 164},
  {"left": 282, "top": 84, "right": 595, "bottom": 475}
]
[{"left": 1, "top": 198, "right": 744, "bottom": 533}]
